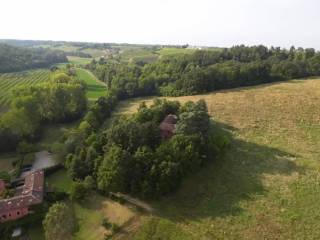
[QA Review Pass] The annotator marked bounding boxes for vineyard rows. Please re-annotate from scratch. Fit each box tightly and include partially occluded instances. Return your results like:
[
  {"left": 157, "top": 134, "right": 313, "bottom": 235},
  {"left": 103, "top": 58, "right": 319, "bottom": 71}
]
[{"left": 0, "top": 69, "right": 50, "bottom": 110}]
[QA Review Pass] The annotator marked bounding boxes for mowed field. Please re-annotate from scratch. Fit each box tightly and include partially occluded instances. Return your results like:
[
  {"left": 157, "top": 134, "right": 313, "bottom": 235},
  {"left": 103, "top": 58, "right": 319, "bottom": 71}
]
[
  {"left": 0, "top": 69, "right": 50, "bottom": 111},
  {"left": 75, "top": 68, "right": 107, "bottom": 100},
  {"left": 112, "top": 78, "right": 320, "bottom": 239}
]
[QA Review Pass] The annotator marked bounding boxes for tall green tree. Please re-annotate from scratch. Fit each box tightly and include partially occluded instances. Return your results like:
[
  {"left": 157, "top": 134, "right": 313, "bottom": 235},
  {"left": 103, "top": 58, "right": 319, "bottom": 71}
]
[{"left": 43, "top": 202, "right": 76, "bottom": 240}]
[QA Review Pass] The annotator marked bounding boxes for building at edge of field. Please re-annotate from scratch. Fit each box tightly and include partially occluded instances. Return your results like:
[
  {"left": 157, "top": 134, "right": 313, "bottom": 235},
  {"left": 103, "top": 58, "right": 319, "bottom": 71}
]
[{"left": 0, "top": 170, "right": 44, "bottom": 223}]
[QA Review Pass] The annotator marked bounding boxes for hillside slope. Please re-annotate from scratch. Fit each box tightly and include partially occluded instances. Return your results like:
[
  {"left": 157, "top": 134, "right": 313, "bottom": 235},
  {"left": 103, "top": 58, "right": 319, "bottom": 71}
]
[{"left": 114, "top": 78, "right": 320, "bottom": 240}]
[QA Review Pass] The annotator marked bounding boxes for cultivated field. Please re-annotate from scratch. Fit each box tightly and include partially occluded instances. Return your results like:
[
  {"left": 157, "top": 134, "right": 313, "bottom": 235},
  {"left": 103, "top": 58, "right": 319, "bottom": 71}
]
[
  {"left": 112, "top": 78, "right": 320, "bottom": 239},
  {"left": 0, "top": 69, "right": 50, "bottom": 111}
]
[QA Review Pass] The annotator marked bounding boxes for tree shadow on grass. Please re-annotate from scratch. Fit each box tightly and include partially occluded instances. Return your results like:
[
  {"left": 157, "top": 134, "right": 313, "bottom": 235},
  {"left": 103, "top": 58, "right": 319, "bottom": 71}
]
[{"left": 151, "top": 121, "right": 304, "bottom": 222}]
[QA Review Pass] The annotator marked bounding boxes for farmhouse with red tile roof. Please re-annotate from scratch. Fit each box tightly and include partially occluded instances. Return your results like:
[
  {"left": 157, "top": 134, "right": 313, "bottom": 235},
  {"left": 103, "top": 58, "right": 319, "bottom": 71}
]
[
  {"left": 159, "top": 114, "right": 178, "bottom": 139},
  {"left": 0, "top": 170, "right": 44, "bottom": 223}
]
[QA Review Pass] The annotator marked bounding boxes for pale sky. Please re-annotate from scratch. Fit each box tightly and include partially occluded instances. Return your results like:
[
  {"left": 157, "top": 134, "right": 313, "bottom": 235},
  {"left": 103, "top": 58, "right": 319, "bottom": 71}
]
[{"left": 1, "top": 0, "right": 320, "bottom": 49}]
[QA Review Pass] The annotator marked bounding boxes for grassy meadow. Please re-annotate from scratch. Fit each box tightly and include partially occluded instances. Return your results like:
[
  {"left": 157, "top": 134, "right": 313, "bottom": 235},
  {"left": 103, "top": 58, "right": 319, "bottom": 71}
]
[
  {"left": 75, "top": 68, "right": 107, "bottom": 100},
  {"left": 109, "top": 78, "right": 320, "bottom": 239},
  {"left": 46, "top": 169, "right": 73, "bottom": 193},
  {"left": 74, "top": 194, "right": 138, "bottom": 240},
  {"left": 119, "top": 48, "right": 159, "bottom": 63}
]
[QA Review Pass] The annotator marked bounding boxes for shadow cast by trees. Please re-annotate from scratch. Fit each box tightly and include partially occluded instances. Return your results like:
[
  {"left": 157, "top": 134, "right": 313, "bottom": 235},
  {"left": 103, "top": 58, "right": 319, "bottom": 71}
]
[{"left": 151, "top": 121, "right": 303, "bottom": 222}]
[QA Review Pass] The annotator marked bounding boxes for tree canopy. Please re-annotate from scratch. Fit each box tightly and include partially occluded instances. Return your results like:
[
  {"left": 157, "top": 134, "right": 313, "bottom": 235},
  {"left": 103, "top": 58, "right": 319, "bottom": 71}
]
[
  {"left": 88, "top": 45, "right": 320, "bottom": 98},
  {"left": 43, "top": 202, "right": 76, "bottom": 240},
  {"left": 65, "top": 99, "right": 224, "bottom": 198},
  {"left": 0, "top": 43, "right": 67, "bottom": 73}
]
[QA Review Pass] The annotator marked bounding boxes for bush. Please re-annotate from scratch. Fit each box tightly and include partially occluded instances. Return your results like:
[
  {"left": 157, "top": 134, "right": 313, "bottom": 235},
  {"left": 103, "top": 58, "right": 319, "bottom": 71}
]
[
  {"left": 0, "top": 171, "right": 11, "bottom": 182},
  {"left": 111, "top": 223, "right": 120, "bottom": 234},
  {"left": 23, "top": 152, "right": 35, "bottom": 165},
  {"left": 70, "top": 181, "right": 88, "bottom": 201},
  {"left": 102, "top": 218, "right": 112, "bottom": 229}
]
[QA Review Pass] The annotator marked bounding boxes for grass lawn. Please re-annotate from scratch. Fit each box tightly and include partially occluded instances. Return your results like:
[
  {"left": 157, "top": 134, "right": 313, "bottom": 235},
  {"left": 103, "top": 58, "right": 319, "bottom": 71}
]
[
  {"left": 113, "top": 78, "right": 320, "bottom": 239},
  {"left": 75, "top": 68, "right": 107, "bottom": 100},
  {"left": 46, "top": 169, "right": 73, "bottom": 193},
  {"left": 134, "top": 217, "right": 192, "bottom": 240}
]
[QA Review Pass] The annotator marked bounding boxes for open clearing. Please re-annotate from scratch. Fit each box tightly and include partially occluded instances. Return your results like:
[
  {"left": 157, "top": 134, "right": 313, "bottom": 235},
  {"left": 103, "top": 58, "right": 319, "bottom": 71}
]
[
  {"left": 112, "top": 78, "right": 320, "bottom": 239},
  {"left": 74, "top": 194, "right": 138, "bottom": 240},
  {"left": 75, "top": 68, "right": 107, "bottom": 100}
]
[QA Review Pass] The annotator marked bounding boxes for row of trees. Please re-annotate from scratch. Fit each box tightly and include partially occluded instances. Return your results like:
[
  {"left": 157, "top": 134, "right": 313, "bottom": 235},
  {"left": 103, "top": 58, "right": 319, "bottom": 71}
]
[
  {"left": 0, "top": 44, "right": 67, "bottom": 73},
  {"left": 0, "top": 73, "right": 87, "bottom": 152},
  {"left": 87, "top": 45, "right": 320, "bottom": 98},
  {"left": 64, "top": 99, "right": 225, "bottom": 198}
]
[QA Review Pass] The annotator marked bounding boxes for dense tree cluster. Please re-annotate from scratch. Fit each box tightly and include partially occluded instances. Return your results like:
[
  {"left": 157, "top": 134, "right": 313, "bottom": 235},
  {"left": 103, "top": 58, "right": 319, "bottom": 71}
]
[
  {"left": 0, "top": 73, "right": 87, "bottom": 152},
  {"left": 0, "top": 44, "right": 67, "bottom": 73},
  {"left": 88, "top": 45, "right": 320, "bottom": 97},
  {"left": 61, "top": 94, "right": 118, "bottom": 179},
  {"left": 65, "top": 99, "right": 224, "bottom": 197},
  {"left": 43, "top": 202, "right": 76, "bottom": 240}
]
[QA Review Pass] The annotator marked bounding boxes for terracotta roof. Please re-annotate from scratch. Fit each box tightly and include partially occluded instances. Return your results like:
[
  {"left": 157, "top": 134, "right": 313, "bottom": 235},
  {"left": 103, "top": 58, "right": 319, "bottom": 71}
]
[
  {"left": 159, "top": 114, "right": 178, "bottom": 138},
  {"left": 162, "top": 114, "right": 178, "bottom": 124},
  {"left": 0, "top": 170, "right": 44, "bottom": 212}
]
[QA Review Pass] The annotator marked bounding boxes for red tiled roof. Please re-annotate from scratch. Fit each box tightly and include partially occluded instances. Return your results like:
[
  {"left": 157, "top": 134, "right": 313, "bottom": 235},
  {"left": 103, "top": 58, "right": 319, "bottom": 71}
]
[
  {"left": 0, "top": 170, "right": 44, "bottom": 212},
  {"left": 159, "top": 114, "right": 178, "bottom": 138},
  {"left": 162, "top": 114, "right": 178, "bottom": 124}
]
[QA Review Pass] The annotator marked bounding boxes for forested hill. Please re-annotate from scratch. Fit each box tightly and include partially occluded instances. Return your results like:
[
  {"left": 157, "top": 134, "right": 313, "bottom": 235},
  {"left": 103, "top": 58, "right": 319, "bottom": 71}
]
[
  {"left": 0, "top": 43, "right": 67, "bottom": 73},
  {"left": 88, "top": 45, "right": 320, "bottom": 98}
]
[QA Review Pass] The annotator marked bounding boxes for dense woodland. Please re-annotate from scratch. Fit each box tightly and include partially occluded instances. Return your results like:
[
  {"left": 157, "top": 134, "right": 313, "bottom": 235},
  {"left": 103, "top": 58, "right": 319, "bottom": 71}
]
[
  {"left": 88, "top": 45, "right": 320, "bottom": 98},
  {"left": 0, "top": 44, "right": 67, "bottom": 73},
  {"left": 63, "top": 98, "right": 226, "bottom": 197}
]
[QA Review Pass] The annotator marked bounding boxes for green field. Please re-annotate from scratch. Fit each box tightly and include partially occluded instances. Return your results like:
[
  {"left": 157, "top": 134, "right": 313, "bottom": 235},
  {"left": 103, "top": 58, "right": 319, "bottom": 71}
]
[
  {"left": 74, "top": 194, "right": 137, "bottom": 240},
  {"left": 0, "top": 69, "right": 50, "bottom": 110},
  {"left": 46, "top": 169, "right": 73, "bottom": 193},
  {"left": 157, "top": 47, "right": 196, "bottom": 56},
  {"left": 67, "top": 56, "right": 93, "bottom": 65},
  {"left": 108, "top": 78, "right": 320, "bottom": 239},
  {"left": 75, "top": 68, "right": 107, "bottom": 100},
  {"left": 119, "top": 48, "right": 159, "bottom": 63}
]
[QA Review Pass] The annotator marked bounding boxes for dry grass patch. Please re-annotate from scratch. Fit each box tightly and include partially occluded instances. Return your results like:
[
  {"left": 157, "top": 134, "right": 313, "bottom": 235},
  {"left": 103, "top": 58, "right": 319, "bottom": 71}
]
[{"left": 74, "top": 194, "right": 138, "bottom": 240}]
